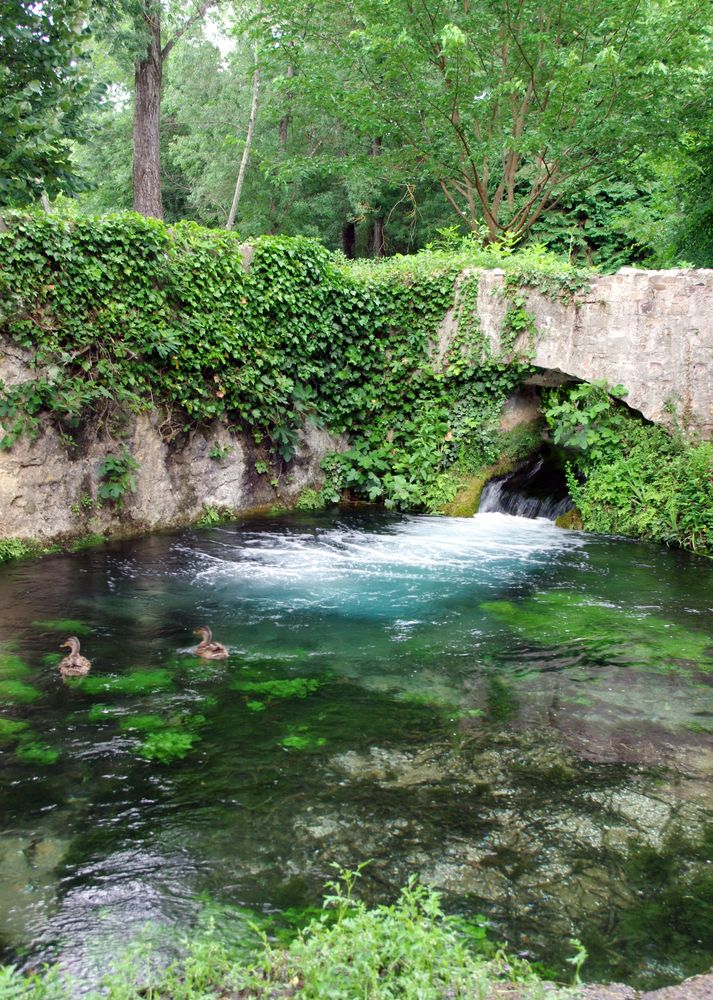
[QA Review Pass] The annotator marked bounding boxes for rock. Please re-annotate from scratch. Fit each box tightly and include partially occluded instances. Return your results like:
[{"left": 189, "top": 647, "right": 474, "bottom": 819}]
[{"left": 0, "top": 382, "right": 344, "bottom": 545}]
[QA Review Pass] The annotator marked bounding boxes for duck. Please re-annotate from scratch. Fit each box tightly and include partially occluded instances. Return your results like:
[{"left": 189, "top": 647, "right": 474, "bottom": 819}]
[
  {"left": 58, "top": 636, "right": 92, "bottom": 678},
  {"left": 193, "top": 625, "right": 229, "bottom": 660}
]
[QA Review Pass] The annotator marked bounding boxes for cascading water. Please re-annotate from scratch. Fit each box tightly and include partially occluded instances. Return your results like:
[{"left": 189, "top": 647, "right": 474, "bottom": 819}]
[{"left": 479, "top": 448, "right": 574, "bottom": 520}]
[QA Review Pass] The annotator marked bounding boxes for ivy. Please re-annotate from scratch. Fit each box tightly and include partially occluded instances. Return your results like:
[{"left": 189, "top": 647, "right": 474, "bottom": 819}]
[{"left": 0, "top": 213, "right": 584, "bottom": 511}]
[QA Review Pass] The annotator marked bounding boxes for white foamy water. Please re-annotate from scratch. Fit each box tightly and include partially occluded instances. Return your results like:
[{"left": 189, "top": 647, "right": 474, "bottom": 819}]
[{"left": 176, "top": 513, "right": 586, "bottom": 617}]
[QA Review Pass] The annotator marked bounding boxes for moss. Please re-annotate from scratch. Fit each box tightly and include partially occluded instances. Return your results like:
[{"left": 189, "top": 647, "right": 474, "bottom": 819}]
[
  {"left": 68, "top": 533, "right": 106, "bottom": 552},
  {"left": 482, "top": 591, "right": 713, "bottom": 670},
  {"left": 16, "top": 740, "right": 59, "bottom": 765},
  {"left": 0, "top": 679, "right": 41, "bottom": 704},
  {"left": 75, "top": 668, "right": 174, "bottom": 696},
  {"left": 118, "top": 713, "right": 166, "bottom": 732},
  {"left": 230, "top": 677, "right": 322, "bottom": 700},
  {"left": 137, "top": 729, "right": 197, "bottom": 763},
  {"left": 441, "top": 456, "right": 517, "bottom": 517},
  {"left": 0, "top": 654, "right": 31, "bottom": 680},
  {"left": 555, "top": 507, "right": 584, "bottom": 530},
  {"left": 280, "top": 725, "right": 328, "bottom": 751},
  {"left": 0, "top": 716, "right": 29, "bottom": 743},
  {"left": 33, "top": 618, "right": 92, "bottom": 636}
]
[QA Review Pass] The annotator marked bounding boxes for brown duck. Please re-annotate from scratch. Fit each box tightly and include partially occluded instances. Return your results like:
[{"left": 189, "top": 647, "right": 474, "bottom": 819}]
[
  {"left": 193, "top": 626, "right": 229, "bottom": 660},
  {"left": 58, "top": 637, "right": 92, "bottom": 678}
]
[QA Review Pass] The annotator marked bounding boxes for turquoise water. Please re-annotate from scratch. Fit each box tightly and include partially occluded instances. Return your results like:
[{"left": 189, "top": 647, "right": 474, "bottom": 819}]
[{"left": 0, "top": 510, "right": 712, "bottom": 989}]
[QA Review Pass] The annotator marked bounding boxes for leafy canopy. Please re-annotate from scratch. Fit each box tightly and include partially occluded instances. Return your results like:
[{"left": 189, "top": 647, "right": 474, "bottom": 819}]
[{"left": 0, "top": 0, "right": 95, "bottom": 206}]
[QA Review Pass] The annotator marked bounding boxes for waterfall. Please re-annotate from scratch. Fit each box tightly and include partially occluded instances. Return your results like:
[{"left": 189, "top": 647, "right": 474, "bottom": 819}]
[{"left": 478, "top": 451, "right": 574, "bottom": 521}]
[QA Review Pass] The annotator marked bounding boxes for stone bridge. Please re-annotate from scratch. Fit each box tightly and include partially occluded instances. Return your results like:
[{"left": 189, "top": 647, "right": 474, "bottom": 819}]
[{"left": 445, "top": 268, "right": 713, "bottom": 437}]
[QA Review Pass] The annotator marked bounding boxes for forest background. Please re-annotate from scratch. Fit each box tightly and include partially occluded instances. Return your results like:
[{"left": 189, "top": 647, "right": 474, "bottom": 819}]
[{"left": 2, "top": 0, "right": 713, "bottom": 269}]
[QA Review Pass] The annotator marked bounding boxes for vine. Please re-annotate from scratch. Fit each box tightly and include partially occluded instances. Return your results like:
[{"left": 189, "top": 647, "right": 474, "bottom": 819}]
[{"left": 0, "top": 213, "right": 586, "bottom": 512}]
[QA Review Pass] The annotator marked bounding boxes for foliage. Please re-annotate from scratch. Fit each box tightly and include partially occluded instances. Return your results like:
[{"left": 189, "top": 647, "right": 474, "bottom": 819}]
[
  {"left": 0, "top": 0, "right": 96, "bottom": 207},
  {"left": 543, "top": 384, "right": 713, "bottom": 555},
  {"left": 267, "top": 0, "right": 710, "bottom": 243},
  {"left": 97, "top": 450, "right": 139, "bottom": 509},
  {"left": 0, "top": 213, "right": 578, "bottom": 510},
  {"left": 294, "top": 487, "right": 327, "bottom": 510},
  {"left": 0, "top": 868, "right": 588, "bottom": 997},
  {"left": 0, "top": 538, "right": 43, "bottom": 564}
]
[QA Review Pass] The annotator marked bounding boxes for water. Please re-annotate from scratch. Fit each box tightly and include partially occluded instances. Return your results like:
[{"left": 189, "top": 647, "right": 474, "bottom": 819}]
[
  {"left": 479, "top": 451, "right": 574, "bottom": 520},
  {"left": 1, "top": 510, "right": 712, "bottom": 990}
]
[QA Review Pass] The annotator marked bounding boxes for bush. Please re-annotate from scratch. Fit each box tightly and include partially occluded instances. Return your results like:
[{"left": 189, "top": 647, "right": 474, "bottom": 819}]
[{"left": 544, "top": 383, "right": 713, "bottom": 555}]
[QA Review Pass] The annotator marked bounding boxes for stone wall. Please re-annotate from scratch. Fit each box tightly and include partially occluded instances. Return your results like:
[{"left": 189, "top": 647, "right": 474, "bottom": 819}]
[
  {"left": 0, "top": 337, "right": 340, "bottom": 544},
  {"left": 470, "top": 268, "right": 713, "bottom": 437}
]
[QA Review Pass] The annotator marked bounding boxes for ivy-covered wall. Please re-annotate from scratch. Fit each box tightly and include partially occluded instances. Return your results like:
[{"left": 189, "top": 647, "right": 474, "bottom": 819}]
[
  {"left": 1, "top": 213, "right": 711, "bottom": 557},
  {"left": 0, "top": 213, "right": 537, "bottom": 540}
]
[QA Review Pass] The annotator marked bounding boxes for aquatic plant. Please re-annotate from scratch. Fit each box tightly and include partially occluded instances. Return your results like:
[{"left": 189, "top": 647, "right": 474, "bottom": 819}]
[
  {"left": 137, "top": 729, "right": 197, "bottom": 764},
  {"left": 0, "top": 716, "right": 29, "bottom": 743},
  {"left": 32, "top": 618, "right": 92, "bottom": 636},
  {"left": 76, "top": 668, "right": 174, "bottom": 696},
  {"left": 15, "top": 740, "right": 59, "bottom": 766},
  {"left": 482, "top": 591, "right": 713, "bottom": 670},
  {"left": 280, "top": 724, "right": 327, "bottom": 751},
  {"left": 0, "top": 653, "right": 31, "bottom": 680},
  {"left": 118, "top": 713, "right": 166, "bottom": 733},
  {"left": 246, "top": 700, "right": 266, "bottom": 712},
  {"left": 0, "top": 679, "right": 41, "bottom": 704},
  {"left": 230, "top": 677, "right": 322, "bottom": 700},
  {"left": 85, "top": 703, "right": 119, "bottom": 723}
]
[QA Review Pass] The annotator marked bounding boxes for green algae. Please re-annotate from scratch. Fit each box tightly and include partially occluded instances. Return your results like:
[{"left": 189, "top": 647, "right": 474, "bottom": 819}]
[
  {"left": 0, "top": 679, "right": 41, "bottom": 704},
  {"left": 246, "top": 700, "right": 267, "bottom": 712},
  {"left": 42, "top": 652, "right": 62, "bottom": 667},
  {"left": 481, "top": 591, "right": 713, "bottom": 670},
  {"left": 76, "top": 669, "right": 174, "bottom": 696},
  {"left": 230, "top": 677, "right": 322, "bottom": 700},
  {"left": 0, "top": 654, "right": 31, "bottom": 680},
  {"left": 118, "top": 713, "right": 166, "bottom": 733},
  {"left": 280, "top": 724, "right": 327, "bottom": 751},
  {"left": 0, "top": 716, "right": 29, "bottom": 743},
  {"left": 15, "top": 741, "right": 59, "bottom": 766},
  {"left": 32, "top": 619, "right": 92, "bottom": 636},
  {"left": 86, "top": 703, "right": 119, "bottom": 723},
  {"left": 137, "top": 729, "right": 197, "bottom": 763}
]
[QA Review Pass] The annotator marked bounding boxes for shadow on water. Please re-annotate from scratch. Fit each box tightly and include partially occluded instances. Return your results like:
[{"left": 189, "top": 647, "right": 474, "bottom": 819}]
[{"left": 0, "top": 509, "right": 712, "bottom": 990}]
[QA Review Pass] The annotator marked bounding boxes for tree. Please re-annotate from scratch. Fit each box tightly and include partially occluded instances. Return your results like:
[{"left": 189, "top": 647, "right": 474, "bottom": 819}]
[
  {"left": 273, "top": 0, "right": 710, "bottom": 242},
  {"left": 0, "top": 0, "right": 95, "bottom": 206},
  {"left": 93, "top": 0, "right": 222, "bottom": 218}
]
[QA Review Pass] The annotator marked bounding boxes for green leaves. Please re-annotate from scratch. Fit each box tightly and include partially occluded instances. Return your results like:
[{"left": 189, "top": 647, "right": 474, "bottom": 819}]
[{"left": 0, "top": 0, "right": 97, "bottom": 206}]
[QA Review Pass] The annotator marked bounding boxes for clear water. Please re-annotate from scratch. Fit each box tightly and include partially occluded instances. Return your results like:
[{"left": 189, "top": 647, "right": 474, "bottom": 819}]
[{"left": 1, "top": 510, "right": 712, "bottom": 990}]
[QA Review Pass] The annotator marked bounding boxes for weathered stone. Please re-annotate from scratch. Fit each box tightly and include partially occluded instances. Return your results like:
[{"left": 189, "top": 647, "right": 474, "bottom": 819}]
[
  {"left": 440, "top": 268, "right": 713, "bottom": 437},
  {"left": 0, "top": 396, "right": 342, "bottom": 544}
]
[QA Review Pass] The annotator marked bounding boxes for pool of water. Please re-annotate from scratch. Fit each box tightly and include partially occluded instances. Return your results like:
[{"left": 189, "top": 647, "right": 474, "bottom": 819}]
[{"left": 1, "top": 510, "right": 712, "bottom": 989}]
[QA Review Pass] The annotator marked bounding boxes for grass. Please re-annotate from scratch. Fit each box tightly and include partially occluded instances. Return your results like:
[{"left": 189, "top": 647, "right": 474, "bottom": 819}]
[{"left": 0, "top": 870, "right": 583, "bottom": 998}]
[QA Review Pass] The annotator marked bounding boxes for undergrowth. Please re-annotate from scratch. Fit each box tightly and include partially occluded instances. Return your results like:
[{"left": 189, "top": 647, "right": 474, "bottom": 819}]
[
  {"left": 0, "top": 868, "right": 584, "bottom": 999},
  {"left": 543, "top": 381, "right": 713, "bottom": 555}
]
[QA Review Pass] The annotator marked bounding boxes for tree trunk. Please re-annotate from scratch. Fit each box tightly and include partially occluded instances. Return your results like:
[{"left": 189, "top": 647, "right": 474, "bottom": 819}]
[
  {"left": 372, "top": 218, "right": 384, "bottom": 258},
  {"left": 370, "top": 137, "right": 385, "bottom": 257},
  {"left": 278, "top": 63, "right": 294, "bottom": 148},
  {"left": 341, "top": 221, "right": 356, "bottom": 258},
  {"left": 226, "top": 43, "right": 260, "bottom": 231},
  {"left": 133, "top": 13, "right": 164, "bottom": 219}
]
